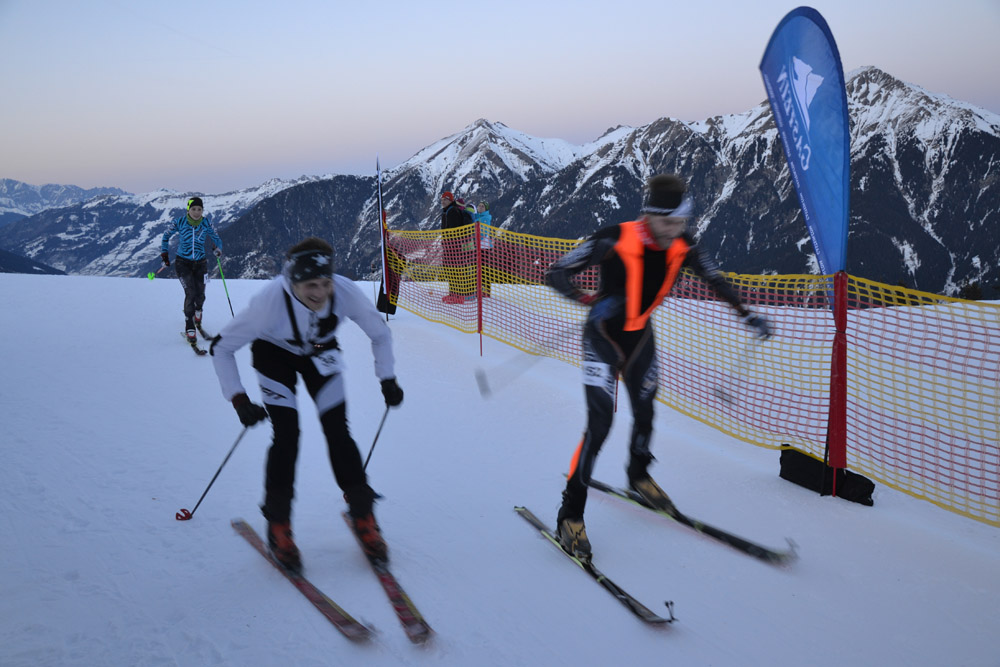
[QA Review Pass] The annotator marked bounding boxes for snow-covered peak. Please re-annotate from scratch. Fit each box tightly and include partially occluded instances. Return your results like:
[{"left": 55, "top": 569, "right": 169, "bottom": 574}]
[
  {"left": 847, "top": 67, "right": 1000, "bottom": 140},
  {"left": 0, "top": 179, "right": 130, "bottom": 217},
  {"left": 78, "top": 175, "right": 327, "bottom": 218},
  {"left": 387, "top": 118, "right": 629, "bottom": 194}
]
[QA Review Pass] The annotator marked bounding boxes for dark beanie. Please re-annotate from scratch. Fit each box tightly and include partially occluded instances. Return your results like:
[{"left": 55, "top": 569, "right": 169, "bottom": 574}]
[
  {"left": 641, "top": 174, "right": 686, "bottom": 214},
  {"left": 289, "top": 249, "right": 334, "bottom": 283},
  {"left": 187, "top": 196, "right": 204, "bottom": 209}
]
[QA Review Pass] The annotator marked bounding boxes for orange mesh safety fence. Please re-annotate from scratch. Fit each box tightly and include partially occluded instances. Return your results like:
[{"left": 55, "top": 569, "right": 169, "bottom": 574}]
[{"left": 383, "top": 225, "right": 1000, "bottom": 526}]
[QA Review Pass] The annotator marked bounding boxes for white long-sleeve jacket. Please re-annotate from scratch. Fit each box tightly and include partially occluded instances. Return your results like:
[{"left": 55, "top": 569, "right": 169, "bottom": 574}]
[{"left": 211, "top": 273, "right": 395, "bottom": 401}]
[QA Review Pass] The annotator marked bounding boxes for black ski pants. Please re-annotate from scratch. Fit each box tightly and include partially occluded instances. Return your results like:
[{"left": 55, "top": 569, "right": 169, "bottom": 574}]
[
  {"left": 251, "top": 340, "right": 374, "bottom": 523},
  {"left": 560, "top": 321, "right": 659, "bottom": 520},
  {"left": 174, "top": 257, "right": 208, "bottom": 321}
]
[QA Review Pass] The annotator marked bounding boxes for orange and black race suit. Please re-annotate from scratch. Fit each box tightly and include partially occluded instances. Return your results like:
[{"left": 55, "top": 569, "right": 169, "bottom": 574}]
[{"left": 546, "top": 221, "right": 747, "bottom": 518}]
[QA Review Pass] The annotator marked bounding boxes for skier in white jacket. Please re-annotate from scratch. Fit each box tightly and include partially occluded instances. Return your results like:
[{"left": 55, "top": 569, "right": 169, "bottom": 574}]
[{"left": 211, "top": 236, "right": 403, "bottom": 572}]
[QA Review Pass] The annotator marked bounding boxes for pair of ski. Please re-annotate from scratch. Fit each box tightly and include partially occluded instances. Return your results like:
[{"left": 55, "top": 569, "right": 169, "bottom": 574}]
[
  {"left": 180, "top": 324, "right": 214, "bottom": 356},
  {"left": 517, "top": 478, "right": 797, "bottom": 625},
  {"left": 231, "top": 515, "right": 432, "bottom": 644}
]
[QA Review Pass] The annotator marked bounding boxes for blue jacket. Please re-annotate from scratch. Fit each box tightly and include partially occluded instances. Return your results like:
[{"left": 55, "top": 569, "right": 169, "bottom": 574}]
[
  {"left": 161, "top": 215, "right": 223, "bottom": 261},
  {"left": 473, "top": 210, "right": 493, "bottom": 249}
]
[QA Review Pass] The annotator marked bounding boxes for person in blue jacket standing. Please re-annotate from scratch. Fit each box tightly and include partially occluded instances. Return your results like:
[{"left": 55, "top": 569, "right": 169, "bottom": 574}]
[
  {"left": 160, "top": 196, "right": 223, "bottom": 341},
  {"left": 474, "top": 201, "right": 493, "bottom": 298}
]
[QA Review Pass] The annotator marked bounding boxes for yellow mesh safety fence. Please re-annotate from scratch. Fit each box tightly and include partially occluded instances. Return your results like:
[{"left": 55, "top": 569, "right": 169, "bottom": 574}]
[
  {"left": 382, "top": 225, "right": 1000, "bottom": 526},
  {"left": 843, "top": 276, "right": 1000, "bottom": 525}
]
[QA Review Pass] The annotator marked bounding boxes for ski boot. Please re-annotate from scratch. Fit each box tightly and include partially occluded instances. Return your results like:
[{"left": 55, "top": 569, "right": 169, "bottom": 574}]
[
  {"left": 629, "top": 475, "right": 677, "bottom": 516},
  {"left": 267, "top": 521, "right": 302, "bottom": 574},
  {"left": 352, "top": 513, "right": 388, "bottom": 563},
  {"left": 556, "top": 515, "right": 591, "bottom": 561}
]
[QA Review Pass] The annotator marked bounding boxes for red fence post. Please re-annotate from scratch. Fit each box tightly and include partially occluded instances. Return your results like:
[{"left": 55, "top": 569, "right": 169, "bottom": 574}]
[
  {"left": 826, "top": 271, "right": 849, "bottom": 493},
  {"left": 475, "top": 220, "right": 483, "bottom": 354}
]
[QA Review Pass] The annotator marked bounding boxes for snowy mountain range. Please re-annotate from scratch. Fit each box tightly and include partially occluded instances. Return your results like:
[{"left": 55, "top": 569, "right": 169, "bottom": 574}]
[
  {"left": 0, "top": 176, "right": 324, "bottom": 277},
  {"left": 0, "top": 179, "right": 129, "bottom": 228},
  {"left": 2, "top": 67, "right": 998, "bottom": 295}
]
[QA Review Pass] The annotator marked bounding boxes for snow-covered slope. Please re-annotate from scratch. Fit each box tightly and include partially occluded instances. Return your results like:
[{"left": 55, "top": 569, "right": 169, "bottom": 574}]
[{"left": 1, "top": 274, "right": 997, "bottom": 666}]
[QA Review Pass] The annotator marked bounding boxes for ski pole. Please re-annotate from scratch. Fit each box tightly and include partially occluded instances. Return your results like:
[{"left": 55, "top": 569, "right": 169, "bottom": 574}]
[
  {"left": 147, "top": 265, "right": 168, "bottom": 280},
  {"left": 474, "top": 325, "right": 582, "bottom": 398},
  {"left": 362, "top": 406, "right": 390, "bottom": 471},
  {"left": 713, "top": 336, "right": 764, "bottom": 405},
  {"left": 217, "top": 255, "right": 234, "bottom": 317},
  {"left": 176, "top": 426, "right": 248, "bottom": 520}
]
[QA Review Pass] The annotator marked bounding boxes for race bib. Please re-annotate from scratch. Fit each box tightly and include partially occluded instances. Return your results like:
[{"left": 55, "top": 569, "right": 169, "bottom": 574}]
[
  {"left": 312, "top": 349, "right": 344, "bottom": 377},
  {"left": 582, "top": 360, "right": 611, "bottom": 387}
]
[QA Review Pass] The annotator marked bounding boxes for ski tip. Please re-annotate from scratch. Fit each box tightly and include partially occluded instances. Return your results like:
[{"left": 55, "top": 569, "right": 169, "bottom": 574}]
[
  {"left": 401, "top": 620, "right": 434, "bottom": 644},
  {"left": 779, "top": 538, "right": 800, "bottom": 563}
]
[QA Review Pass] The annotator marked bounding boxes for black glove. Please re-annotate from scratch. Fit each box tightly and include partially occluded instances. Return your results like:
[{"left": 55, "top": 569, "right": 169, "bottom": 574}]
[
  {"left": 380, "top": 378, "right": 404, "bottom": 407},
  {"left": 160, "top": 252, "right": 170, "bottom": 267},
  {"left": 741, "top": 311, "right": 773, "bottom": 339},
  {"left": 232, "top": 392, "right": 268, "bottom": 426}
]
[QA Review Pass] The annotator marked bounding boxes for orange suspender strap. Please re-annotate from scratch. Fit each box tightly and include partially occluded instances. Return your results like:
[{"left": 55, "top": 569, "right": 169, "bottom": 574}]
[
  {"left": 567, "top": 437, "right": 585, "bottom": 479},
  {"left": 614, "top": 221, "right": 690, "bottom": 331}
]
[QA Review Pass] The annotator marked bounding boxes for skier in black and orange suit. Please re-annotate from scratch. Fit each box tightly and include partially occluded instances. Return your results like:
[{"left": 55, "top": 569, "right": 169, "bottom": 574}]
[{"left": 545, "top": 174, "right": 773, "bottom": 560}]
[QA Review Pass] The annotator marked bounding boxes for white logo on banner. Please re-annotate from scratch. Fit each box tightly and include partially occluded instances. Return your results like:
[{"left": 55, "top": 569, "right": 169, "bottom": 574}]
[
  {"left": 776, "top": 56, "right": 824, "bottom": 170},
  {"left": 790, "top": 56, "right": 823, "bottom": 130}
]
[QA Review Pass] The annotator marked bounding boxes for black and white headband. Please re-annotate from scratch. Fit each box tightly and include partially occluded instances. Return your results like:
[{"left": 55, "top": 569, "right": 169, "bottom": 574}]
[
  {"left": 640, "top": 195, "right": 694, "bottom": 218},
  {"left": 288, "top": 249, "right": 334, "bottom": 283}
]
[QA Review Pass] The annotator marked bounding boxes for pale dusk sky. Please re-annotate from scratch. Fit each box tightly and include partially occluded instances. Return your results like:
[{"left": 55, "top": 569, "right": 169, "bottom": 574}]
[{"left": 2, "top": 0, "right": 998, "bottom": 194}]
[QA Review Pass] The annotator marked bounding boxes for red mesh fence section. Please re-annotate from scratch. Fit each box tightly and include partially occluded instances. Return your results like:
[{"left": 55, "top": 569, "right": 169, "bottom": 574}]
[
  {"left": 843, "top": 277, "right": 1000, "bottom": 524},
  {"left": 384, "top": 226, "right": 1000, "bottom": 525}
]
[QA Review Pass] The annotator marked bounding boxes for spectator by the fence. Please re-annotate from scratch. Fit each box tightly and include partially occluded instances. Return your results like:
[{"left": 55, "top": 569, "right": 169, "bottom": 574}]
[
  {"left": 474, "top": 201, "right": 493, "bottom": 298},
  {"left": 456, "top": 197, "right": 475, "bottom": 227},
  {"left": 440, "top": 191, "right": 465, "bottom": 230},
  {"left": 440, "top": 191, "right": 467, "bottom": 302},
  {"left": 474, "top": 201, "right": 492, "bottom": 235},
  {"left": 545, "top": 173, "right": 773, "bottom": 560}
]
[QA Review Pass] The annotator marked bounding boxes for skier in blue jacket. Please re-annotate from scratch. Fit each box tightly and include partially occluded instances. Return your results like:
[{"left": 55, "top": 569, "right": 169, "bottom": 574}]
[{"left": 160, "top": 196, "right": 223, "bottom": 342}]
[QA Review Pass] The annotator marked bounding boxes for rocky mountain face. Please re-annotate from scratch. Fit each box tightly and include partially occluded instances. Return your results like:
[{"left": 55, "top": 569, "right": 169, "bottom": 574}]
[
  {"left": 223, "top": 67, "right": 1000, "bottom": 293},
  {"left": 3, "top": 67, "right": 998, "bottom": 295},
  {"left": 845, "top": 68, "right": 1000, "bottom": 294},
  {"left": 220, "top": 176, "right": 375, "bottom": 278}
]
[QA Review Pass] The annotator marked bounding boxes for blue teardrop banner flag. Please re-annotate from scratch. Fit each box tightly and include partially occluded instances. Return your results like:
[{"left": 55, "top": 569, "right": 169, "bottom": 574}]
[{"left": 760, "top": 7, "right": 850, "bottom": 275}]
